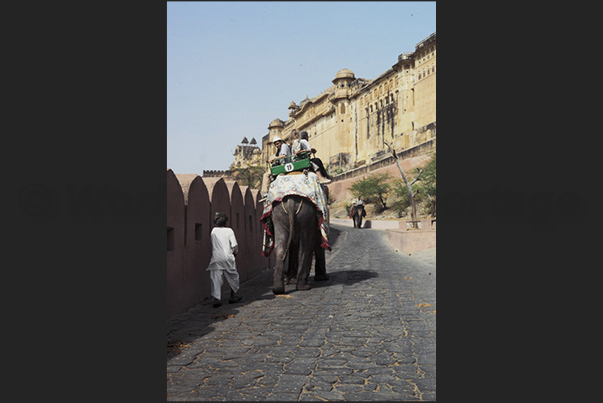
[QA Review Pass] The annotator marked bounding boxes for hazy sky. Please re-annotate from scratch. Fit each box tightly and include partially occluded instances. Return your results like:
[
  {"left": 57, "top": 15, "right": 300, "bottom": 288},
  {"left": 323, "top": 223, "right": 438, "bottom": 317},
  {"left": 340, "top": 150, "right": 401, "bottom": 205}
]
[{"left": 167, "top": 1, "right": 436, "bottom": 174}]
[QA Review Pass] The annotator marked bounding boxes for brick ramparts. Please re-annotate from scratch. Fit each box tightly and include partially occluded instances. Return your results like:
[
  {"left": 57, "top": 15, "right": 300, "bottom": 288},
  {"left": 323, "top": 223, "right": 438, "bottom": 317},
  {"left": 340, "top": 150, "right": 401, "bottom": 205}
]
[{"left": 167, "top": 169, "right": 271, "bottom": 318}]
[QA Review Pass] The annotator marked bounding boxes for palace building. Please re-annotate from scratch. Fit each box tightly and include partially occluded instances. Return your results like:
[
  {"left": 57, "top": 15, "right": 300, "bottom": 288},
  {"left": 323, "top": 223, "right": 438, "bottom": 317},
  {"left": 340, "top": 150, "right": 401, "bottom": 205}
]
[
  {"left": 231, "top": 136, "right": 262, "bottom": 169},
  {"left": 242, "top": 32, "right": 436, "bottom": 175}
]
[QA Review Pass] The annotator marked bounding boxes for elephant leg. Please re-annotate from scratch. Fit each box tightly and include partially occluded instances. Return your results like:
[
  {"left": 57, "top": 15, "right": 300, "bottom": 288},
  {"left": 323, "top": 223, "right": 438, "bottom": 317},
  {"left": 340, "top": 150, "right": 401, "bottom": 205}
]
[
  {"left": 358, "top": 214, "right": 363, "bottom": 229},
  {"left": 286, "top": 242, "right": 299, "bottom": 284},
  {"left": 314, "top": 243, "right": 329, "bottom": 281},
  {"left": 296, "top": 227, "right": 317, "bottom": 291},
  {"left": 352, "top": 214, "right": 357, "bottom": 228},
  {"left": 273, "top": 250, "right": 286, "bottom": 294},
  {"left": 272, "top": 207, "right": 289, "bottom": 295},
  {"left": 296, "top": 247, "right": 313, "bottom": 291}
]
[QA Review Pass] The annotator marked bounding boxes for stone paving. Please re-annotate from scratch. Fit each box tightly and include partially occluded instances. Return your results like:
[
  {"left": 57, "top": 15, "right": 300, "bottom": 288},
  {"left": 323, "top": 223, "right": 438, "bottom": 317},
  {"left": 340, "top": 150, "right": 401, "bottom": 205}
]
[{"left": 167, "top": 223, "right": 436, "bottom": 401}]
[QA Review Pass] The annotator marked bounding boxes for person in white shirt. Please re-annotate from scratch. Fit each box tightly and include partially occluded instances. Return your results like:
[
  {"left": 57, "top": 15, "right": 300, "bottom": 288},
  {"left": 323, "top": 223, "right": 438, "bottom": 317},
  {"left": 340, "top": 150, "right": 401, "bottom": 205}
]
[
  {"left": 291, "top": 130, "right": 313, "bottom": 154},
  {"left": 207, "top": 212, "right": 243, "bottom": 307},
  {"left": 292, "top": 130, "right": 331, "bottom": 184},
  {"left": 260, "top": 136, "right": 293, "bottom": 198}
]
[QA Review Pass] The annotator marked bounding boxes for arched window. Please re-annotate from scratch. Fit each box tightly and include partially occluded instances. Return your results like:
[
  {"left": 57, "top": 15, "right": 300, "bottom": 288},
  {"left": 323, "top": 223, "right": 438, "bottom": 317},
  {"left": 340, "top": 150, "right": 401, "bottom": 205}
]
[{"left": 340, "top": 104, "right": 345, "bottom": 114}]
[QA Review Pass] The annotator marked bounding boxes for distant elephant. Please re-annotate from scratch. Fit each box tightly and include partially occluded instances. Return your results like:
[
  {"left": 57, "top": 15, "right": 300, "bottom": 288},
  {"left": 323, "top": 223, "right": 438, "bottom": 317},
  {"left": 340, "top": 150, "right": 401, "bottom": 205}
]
[
  {"left": 271, "top": 195, "right": 322, "bottom": 294},
  {"left": 349, "top": 204, "right": 366, "bottom": 229}
]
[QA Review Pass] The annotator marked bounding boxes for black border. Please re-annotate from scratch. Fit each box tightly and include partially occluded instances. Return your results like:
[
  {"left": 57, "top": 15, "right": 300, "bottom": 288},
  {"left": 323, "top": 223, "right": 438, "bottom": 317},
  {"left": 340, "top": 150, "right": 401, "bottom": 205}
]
[
  {"left": 8, "top": 1, "right": 596, "bottom": 401},
  {"left": 9, "top": 1, "right": 166, "bottom": 401}
]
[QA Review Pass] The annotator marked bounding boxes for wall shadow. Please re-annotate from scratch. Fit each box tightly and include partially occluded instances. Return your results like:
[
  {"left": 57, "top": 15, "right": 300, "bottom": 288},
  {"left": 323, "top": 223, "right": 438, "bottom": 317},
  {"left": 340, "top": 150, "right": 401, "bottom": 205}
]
[
  {"left": 167, "top": 225, "right": 372, "bottom": 362},
  {"left": 167, "top": 267, "right": 277, "bottom": 362},
  {"left": 310, "top": 269, "right": 379, "bottom": 289}
]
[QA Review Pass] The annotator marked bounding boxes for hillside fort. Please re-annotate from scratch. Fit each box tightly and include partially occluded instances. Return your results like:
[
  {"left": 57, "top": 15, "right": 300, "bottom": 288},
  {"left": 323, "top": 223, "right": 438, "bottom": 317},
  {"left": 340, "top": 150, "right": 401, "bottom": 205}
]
[{"left": 229, "top": 32, "right": 436, "bottom": 177}]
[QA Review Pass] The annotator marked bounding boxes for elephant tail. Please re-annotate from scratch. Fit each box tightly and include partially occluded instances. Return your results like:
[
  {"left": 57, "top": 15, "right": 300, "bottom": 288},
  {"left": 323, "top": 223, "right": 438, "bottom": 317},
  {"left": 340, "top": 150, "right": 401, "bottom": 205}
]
[{"left": 282, "top": 197, "right": 296, "bottom": 262}]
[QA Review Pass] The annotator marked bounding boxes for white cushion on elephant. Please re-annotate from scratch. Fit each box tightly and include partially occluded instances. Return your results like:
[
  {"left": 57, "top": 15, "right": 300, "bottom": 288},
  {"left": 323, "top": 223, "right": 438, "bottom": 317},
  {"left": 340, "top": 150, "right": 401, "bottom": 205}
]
[{"left": 261, "top": 172, "right": 330, "bottom": 250}]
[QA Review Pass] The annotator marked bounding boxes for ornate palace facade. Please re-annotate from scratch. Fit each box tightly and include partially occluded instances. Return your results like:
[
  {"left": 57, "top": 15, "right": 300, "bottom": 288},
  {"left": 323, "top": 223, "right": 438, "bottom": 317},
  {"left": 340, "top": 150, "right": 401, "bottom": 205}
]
[{"left": 245, "top": 32, "right": 436, "bottom": 174}]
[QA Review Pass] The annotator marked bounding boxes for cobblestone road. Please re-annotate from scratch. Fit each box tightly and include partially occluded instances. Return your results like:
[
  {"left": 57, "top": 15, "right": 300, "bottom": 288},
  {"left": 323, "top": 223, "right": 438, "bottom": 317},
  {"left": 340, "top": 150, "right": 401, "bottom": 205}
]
[{"left": 167, "top": 224, "right": 436, "bottom": 401}]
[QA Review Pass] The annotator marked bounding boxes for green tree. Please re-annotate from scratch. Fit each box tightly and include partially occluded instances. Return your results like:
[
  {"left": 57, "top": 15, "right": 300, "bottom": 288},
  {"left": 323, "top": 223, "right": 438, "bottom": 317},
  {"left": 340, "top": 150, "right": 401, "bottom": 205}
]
[
  {"left": 390, "top": 172, "right": 425, "bottom": 218},
  {"left": 349, "top": 172, "right": 393, "bottom": 211},
  {"left": 231, "top": 166, "right": 264, "bottom": 189},
  {"left": 415, "top": 153, "right": 436, "bottom": 216},
  {"left": 390, "top": 153, "right": 436, "bottom": 219},
  {"left": 384, "top": 141, "right": 429, "bottom": 228}
]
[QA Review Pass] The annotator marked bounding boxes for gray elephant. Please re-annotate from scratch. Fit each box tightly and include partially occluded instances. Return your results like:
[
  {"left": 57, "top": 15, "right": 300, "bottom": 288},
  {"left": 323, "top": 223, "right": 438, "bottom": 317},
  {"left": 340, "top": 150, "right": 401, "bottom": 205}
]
[
  {"left": 271, "top": 195, "right": 322, "bottom": 294},
  {"left": 349, "top": 203, "right": 366, "bottom": 229}
]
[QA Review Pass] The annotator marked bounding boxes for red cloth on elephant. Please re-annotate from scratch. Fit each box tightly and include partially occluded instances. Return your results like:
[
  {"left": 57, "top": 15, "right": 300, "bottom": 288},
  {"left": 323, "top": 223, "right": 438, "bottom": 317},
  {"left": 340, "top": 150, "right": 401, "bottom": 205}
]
[{"left": 349, "top": 205, "right": 367, "bottom": 219}]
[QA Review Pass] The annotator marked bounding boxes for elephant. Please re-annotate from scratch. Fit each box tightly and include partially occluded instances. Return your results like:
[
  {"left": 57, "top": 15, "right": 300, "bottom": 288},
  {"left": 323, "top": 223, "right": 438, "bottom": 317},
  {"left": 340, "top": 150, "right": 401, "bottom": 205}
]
[
  {"left": 349, "top": 204, "right": 366, "bottom": 228},
  {"left": 271, "top": 195, "right": 322, "bottom": 294}
]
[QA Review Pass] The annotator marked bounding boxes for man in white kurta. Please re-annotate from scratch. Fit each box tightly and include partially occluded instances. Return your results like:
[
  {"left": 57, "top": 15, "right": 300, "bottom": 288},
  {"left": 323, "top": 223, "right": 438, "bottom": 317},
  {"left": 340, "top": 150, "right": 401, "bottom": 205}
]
[{"left": 207, "top": 213, "right": 242, "bottom": 307}]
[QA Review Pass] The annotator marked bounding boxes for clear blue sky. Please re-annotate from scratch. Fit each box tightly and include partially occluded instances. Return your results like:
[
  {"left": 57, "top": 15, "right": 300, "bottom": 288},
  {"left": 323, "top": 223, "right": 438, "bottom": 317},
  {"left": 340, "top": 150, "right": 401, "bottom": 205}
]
[{"left": 167, "top": 1, "right": 436, "bottom": 174}]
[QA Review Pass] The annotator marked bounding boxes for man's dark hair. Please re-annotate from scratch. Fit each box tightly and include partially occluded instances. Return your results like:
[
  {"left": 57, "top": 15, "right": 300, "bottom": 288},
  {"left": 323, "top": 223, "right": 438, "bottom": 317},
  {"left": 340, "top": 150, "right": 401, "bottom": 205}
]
[
  {"left": 300, "top": 131, "right": 308, "bottom": 140},
  {"left": 214, "top": 212, "right": 228, "bottom": 226}
]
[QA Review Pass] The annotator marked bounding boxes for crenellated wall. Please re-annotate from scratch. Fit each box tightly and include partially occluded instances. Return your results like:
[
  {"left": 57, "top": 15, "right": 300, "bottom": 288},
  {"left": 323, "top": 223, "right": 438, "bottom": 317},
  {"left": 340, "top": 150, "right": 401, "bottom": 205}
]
[{"left": 167, "top": 169, "right": 271, "bottom": 318}]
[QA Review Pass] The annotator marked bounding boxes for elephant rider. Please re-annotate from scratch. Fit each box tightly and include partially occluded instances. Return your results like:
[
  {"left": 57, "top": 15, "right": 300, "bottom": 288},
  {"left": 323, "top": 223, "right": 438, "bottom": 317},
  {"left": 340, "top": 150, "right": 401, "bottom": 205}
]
[
  {"left": 291, "top": 130, "right": 331, "bottom": 184},
  {"left": 354, "top": 196, "right": 364, "bottom": 206},
  {"left": 260, "top": 136, "right": 292, "bottom": 200},
  {"left": 260, "top": 136, "right": 293, "bottom": 247}
]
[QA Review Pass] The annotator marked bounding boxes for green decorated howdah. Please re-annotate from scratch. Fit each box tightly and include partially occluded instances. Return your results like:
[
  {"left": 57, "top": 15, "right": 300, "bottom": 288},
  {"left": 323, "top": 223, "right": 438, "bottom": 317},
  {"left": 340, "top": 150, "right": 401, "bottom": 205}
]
[{"left": 270, "top": 151, "right": 312, "bottom": 176}]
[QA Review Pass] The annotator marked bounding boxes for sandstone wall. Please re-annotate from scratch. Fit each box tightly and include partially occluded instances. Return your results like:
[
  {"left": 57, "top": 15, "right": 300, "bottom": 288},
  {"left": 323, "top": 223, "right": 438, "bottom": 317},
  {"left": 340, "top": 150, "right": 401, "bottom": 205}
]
[{"left": 167, "top": 170, "right": 269, "bottom": 318}]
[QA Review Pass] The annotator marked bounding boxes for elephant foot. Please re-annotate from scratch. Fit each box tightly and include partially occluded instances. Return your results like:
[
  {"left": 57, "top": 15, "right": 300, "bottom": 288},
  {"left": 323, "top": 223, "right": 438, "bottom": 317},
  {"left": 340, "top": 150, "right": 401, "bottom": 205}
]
[
  {"left": 296, "top": 283, "right": 311, "bottom": 291},
  {"left": 287, "top": 277, "right": 297, "bottom": 284},
  {"left": 314, "top": 274, "right": 330, "bottom": 281},
  {"left": 273, "top": 286, "right": 286, "bottom": 295}
]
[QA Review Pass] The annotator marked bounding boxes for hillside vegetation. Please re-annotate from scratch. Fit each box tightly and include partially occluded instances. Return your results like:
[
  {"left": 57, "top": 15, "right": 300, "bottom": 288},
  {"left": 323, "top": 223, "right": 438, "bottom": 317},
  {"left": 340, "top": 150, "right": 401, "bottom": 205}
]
[{"left": 329, "top": 153, "right": 436, "bottom": 221}]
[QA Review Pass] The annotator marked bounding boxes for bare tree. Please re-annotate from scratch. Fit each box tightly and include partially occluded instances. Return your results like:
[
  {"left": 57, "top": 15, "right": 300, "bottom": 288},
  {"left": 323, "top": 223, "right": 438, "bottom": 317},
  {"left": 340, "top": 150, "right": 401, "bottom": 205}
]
[{"left": 384, "top": 141, "right": 422, "bottom": 229}]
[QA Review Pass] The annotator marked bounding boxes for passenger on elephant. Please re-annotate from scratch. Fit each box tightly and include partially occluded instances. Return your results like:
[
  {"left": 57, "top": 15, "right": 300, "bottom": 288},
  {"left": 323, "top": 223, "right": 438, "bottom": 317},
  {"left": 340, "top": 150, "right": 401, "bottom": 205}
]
[
  {"left": 206, "top": 212, "right": 243, "bottom": 308},
  {"left": 354, "top": 196, "right": 364, "bottom": 206},
  {"left": 260, "top": 136, "right": 292, "bottom": 200},
  {"left": 260, "top": 137, "right": 292, "bottom": 240},
  {"left": 292, "top": 130, "right": 331, "bottom": 184}
]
